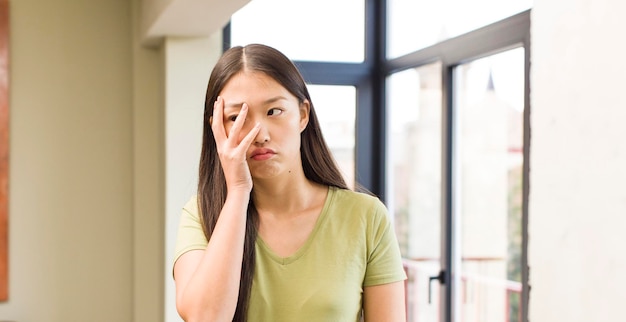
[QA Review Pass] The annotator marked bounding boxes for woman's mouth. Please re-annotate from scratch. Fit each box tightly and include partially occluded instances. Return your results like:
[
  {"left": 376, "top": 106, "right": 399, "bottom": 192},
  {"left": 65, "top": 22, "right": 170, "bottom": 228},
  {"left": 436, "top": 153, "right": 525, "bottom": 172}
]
[{"left": 250, "top": 148, "right": 275, "bottom": 161}]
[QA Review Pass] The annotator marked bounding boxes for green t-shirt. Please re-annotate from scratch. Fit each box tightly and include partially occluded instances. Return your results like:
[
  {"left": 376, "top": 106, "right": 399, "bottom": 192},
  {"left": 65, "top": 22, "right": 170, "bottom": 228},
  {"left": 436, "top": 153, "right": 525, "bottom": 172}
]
[{"left": 174, "top": 186, "right": 407, "bottom": 322}]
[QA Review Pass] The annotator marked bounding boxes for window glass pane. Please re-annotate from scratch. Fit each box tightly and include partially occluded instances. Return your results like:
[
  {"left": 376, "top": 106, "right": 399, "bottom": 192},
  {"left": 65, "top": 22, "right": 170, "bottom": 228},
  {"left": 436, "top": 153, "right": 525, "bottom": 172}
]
[
  {"left": 453, "top": 47, "right": 524, "bottom": 322},
  {"left": 387, "top": 63, "right": 442, "bottom": 322},
  {"left": 386, "top": 0, "right": 532, "bottom": 58},
  {"left": 308, "top": 85, "right": 356, "bottom": 188},
  {"left": 231, "top": 0, "right": 364, "bottom": 62}
]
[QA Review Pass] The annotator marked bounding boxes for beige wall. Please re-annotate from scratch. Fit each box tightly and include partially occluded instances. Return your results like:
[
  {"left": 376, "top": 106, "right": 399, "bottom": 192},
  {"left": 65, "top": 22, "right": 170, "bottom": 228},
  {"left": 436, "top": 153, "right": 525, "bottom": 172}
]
[
  {"left": 142, "top": 0, "right": 174, "bottom": 40},
  {"left": 0, "top": 0, "right": 165, "bottom": 321},
  {"left": 140, "top": 0, "right": 249, "bottom": 46},
  {"left": 132, "top": 0, "right": 166, "bottom": 321},
  {"left": 529, "top": 0, "right": 626, "bottom": 320},
  {"left": 0, "top": 0, "right": 229, "bottom": 319}
]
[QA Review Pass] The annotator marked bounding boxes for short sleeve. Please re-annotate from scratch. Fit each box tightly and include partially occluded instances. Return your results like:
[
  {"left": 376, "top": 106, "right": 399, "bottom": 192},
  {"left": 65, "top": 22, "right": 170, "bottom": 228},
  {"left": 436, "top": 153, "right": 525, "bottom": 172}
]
[
  {"left": 173, "top": 196, "right": 208, "bottom": 267},
  {"left": 363, "top": 200, "right": 407, "bottom": 287}
]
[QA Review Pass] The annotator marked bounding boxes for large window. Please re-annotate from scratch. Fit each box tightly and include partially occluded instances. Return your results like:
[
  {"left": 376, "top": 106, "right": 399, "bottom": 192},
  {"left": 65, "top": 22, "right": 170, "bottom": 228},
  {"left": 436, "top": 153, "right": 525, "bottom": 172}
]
[
  {"left": 385, "top": 8, "right": 530, "bottom": 322},
  {"left": 387, "top": 63, "right": 443, "bottom": 321},
  {"left": 453, "top": 48, "right": 525, "bottom": 322},
  {"left": 230, "top": 0, "right": 365, "bottom": 62},
  {"left": 308, "top": 85, "right": 357, "bottom": 188},
  {"left": 228, "top": 0, "right": 372, "bottom": 189},
  {"left": 227, "top": 1, "right": 531, "bottom": 321},
  {"left": 386, "top": 0, "right": 532, "bottom": 58}
]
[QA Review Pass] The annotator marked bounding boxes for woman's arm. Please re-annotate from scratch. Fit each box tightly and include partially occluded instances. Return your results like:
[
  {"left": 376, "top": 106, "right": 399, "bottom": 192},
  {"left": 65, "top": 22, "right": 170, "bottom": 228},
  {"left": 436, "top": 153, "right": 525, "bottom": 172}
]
[
  {"left": 363, "top": 281, "right": 407, "bottom": 322},
  {"left": 174, "top": 190, "right": 250, "bottom": 322},
  {"left": 174, "top": 98, "right": 261, "bottom": 322}
]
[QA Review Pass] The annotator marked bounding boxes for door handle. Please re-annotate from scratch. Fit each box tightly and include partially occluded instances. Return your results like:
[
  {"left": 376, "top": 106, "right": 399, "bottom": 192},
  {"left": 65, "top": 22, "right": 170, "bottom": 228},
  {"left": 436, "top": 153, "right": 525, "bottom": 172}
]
[{"left": 428, "top": 270, "right": 445, "bottom": 303}]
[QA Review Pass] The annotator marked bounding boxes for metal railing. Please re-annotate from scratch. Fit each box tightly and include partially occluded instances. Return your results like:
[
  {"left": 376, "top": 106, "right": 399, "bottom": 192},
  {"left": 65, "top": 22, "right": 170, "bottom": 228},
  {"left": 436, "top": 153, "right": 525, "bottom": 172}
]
[{"left": 403, "top": 258, "right": 522, "bottom": 322}]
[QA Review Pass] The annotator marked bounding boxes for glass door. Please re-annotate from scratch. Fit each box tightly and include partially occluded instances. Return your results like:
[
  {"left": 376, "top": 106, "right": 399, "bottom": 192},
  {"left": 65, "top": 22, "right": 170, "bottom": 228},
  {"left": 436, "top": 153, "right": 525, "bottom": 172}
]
[
  {"left": 387, "top": 62, "right": 443, "bottom": 322},
  {"left": 452, "top": 47, "right": 525, "bottom": 322},
  {"left": 388, "top": 47, "right": 526, "bottom": 322}
]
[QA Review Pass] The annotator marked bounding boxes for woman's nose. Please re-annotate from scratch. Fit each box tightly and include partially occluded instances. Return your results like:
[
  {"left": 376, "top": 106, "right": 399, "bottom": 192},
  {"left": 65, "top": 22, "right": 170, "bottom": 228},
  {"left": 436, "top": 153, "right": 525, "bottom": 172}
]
[{"left": 253, "top": 122, "right": 270, "bottom": 144}]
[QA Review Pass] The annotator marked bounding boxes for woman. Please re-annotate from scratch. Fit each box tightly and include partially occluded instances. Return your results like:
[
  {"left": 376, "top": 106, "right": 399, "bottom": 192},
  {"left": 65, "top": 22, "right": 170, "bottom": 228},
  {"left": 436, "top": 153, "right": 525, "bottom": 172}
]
[{"left": 173, "top": 44, "right": 406, "bottom": 322}]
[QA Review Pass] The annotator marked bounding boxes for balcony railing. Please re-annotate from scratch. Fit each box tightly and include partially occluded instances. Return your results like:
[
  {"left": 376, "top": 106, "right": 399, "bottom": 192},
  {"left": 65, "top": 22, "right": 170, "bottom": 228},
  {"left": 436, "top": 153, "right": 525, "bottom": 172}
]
[{"left": 403, "top": 258, "right": 522, "bottom": 322}]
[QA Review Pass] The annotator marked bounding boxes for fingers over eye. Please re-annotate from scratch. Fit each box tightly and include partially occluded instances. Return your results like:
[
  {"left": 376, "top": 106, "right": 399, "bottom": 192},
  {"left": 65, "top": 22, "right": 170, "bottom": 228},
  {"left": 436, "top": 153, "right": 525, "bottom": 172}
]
[
  {"left": 228, "top": 103, "right": 248, "bottom": 138},
  {"left": 211, "top": 96, "right": 226, "bottom": 141}
]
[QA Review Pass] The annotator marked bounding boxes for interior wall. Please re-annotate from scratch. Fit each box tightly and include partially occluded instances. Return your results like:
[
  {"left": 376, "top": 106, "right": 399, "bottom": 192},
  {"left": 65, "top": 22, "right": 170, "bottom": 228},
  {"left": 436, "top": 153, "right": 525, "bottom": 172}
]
[
  {"left": 132, "top": 0, "right": 166, "bottom": 321},
  {"left": 0, "top": 0, "right": 233, "bottom": 320},
  {"left": 140, "top": 0, "right": 248, "bottom": 46},
  {"left": 141, "top": 0, "right": 174, "bottom": 40},
  {"left": 529, "top": 0, "right": 626, "bottom": 320},
  {"left": 0, "top": 0, "right": 135, "bottom": 321},
  {"left": 163, "top": 34, "right": 222, "bottom": 322}
]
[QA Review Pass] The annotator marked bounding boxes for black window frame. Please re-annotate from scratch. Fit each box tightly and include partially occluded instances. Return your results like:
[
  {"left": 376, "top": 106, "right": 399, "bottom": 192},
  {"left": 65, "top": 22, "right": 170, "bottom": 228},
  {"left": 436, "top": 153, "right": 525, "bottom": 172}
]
[
  {"left": 383, "top": 9, "right": 531, "bottom": 322},
  {"left": 223, "top": 0, "right": 383, "bottom": 196},
  {"left": 224, "top": 2, "right": 531, "bottom": 321}
]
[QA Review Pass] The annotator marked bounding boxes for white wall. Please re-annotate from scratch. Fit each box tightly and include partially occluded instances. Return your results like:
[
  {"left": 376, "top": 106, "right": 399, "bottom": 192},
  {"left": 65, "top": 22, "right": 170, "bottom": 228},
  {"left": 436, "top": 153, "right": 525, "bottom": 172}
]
[
  {"left": 163, "top": 34, "right": 223, "bottom": 322},
  {"left": 529, "top": 0, "right": 626, "bottom": 320}
]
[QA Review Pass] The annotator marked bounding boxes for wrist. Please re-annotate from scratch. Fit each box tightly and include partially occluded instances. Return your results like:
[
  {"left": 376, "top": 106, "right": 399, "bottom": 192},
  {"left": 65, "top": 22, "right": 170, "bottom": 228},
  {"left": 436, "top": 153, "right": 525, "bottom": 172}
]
[{"left": 225, "top": 188, "right": 251, "bottom": 201}]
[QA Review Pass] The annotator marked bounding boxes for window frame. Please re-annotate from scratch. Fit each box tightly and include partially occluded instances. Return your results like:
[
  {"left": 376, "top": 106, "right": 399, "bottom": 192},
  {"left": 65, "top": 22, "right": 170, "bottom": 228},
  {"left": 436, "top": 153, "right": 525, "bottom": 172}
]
[
  {"left": 224, "top": 3, "right": 531, "bottom": 321},
  {"left": 382, "top": 10, "right": 531, "bottom": 322},
  {"left": 223, "top": 0, "right": 383, "bottom": 194}
]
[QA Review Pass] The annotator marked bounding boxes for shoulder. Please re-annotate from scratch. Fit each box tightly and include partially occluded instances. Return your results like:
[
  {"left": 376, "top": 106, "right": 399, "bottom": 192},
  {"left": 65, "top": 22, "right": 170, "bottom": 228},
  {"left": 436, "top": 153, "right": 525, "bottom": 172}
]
[
  {"left": 173, "top": 195, "right": 208, "bottom": 267},
  {"left": 178, "top": 195, "right": 203, "bottom": 227},
  {"left": 327, "top": 187, "right": 389, "bottom": 224},
  {"left": 331, "top": 187, "right": 386, "bottom": 211},
  {"left": 182, "top": 195, "right": 200, "bottom": 218}
]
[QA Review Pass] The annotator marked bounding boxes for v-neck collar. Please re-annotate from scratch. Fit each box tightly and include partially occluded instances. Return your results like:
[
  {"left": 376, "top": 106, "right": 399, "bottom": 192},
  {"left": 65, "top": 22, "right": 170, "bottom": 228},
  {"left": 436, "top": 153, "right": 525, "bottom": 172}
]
[{"left": 255, "top": 186, "right": 335, "bottom": 265}]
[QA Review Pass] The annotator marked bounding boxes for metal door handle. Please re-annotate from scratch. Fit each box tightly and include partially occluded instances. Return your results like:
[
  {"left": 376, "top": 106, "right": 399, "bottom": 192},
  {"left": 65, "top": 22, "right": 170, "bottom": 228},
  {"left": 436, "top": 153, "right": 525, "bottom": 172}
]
[{"left": 428, "top": 270, "right": 445, "bottom": 303}]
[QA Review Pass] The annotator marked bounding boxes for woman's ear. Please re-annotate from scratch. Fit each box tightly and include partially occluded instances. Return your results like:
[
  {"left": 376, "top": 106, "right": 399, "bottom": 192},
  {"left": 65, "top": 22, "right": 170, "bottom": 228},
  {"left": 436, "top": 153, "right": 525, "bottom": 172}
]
[{"left": 299, "top": 100, "right": 310, "bottom": 132}]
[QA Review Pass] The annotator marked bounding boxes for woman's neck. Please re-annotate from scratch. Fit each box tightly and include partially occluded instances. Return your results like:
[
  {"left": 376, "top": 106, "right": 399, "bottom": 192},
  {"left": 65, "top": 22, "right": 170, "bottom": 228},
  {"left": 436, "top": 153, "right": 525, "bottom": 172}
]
[{"left": 251, "top": 173, "right": 327, "bottom": 218}]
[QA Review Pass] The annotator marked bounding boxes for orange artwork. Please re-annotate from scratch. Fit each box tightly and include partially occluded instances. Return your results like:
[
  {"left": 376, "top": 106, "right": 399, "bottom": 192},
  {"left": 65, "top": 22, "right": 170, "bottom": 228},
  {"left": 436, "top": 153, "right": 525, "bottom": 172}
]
[{"left": 0, "top": 0, "right": 8, "bottom": 302}]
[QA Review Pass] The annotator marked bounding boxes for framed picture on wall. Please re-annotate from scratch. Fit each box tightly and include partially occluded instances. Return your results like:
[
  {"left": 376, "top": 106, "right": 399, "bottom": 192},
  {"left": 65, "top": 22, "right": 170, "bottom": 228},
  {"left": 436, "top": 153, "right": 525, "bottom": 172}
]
[{"left": 0, "top": 0, "right": 9, "bottom": 302}]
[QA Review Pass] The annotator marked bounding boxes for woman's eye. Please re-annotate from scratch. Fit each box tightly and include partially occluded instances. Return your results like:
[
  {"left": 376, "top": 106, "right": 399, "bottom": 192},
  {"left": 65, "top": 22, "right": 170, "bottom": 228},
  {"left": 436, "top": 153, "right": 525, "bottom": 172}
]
[
  {"left": 267, "top": 108, "right": 283, "bottom": 116},
  {"left": 228, "top": 115, "right": 238, "bottom": 122}
]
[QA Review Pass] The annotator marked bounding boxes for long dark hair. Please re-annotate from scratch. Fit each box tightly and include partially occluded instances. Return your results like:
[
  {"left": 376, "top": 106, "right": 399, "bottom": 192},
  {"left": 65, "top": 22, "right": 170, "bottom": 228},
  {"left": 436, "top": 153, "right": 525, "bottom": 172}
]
[{"left": 197, "top": 44, "right": 348, "bottom": 321}]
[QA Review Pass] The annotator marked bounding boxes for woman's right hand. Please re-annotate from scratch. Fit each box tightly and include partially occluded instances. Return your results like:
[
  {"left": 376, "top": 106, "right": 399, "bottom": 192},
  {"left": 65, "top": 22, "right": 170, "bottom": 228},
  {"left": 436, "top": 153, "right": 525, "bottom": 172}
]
[
  {"left": 175, "top": 96, "right": 258, "bottom": 321},
  {"left": 211, "top": 96, "right": 261, "bottom": 193}
]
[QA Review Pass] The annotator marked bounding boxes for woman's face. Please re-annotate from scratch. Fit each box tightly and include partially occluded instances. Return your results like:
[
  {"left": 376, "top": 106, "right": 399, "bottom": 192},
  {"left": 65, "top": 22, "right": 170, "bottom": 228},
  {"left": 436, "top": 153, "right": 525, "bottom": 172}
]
[{"left": 218, "top": 71, "right": 310, "bottom": 180}]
